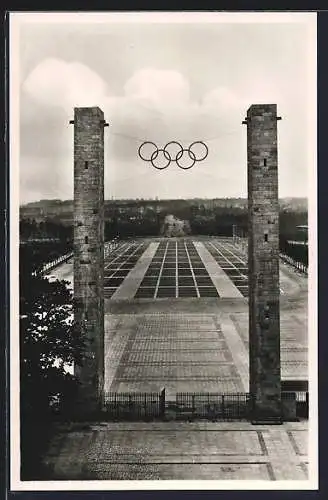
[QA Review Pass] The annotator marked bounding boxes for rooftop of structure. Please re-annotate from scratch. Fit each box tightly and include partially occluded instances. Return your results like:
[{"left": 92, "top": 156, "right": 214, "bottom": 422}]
[
  {"left": 247, "top": 103, "right": 278, "bottom": 115},
  {"left": 74, "top": 106, "right": 105, "bottom": 114}
]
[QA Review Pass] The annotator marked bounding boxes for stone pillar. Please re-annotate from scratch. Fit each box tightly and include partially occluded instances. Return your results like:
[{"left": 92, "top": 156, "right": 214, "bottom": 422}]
[
  {"left": 244, "top": 104, "right": 282, "bottom": 424},
  {"left": 71, "top": 107, "right": 108, "bottom": 414}
]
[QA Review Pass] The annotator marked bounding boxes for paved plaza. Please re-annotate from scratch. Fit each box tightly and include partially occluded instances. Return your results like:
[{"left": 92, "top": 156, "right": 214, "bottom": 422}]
[
  {"left": 45, "top": 237, "right": 309, "bottom": 481},
  {"left": 52, "top": 237, "right": 307, "bottom": 392},
  {"left": 104, "top": 308, "right": 307, "bottom": 395},
  {"left": 44, "top": 421, "right": 308, "bottom": 481}
]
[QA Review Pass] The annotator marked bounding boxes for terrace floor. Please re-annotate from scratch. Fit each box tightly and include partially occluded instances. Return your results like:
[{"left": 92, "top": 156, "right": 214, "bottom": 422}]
[{"left": 40, "top": 237, "right": 311, "bottom": 483}]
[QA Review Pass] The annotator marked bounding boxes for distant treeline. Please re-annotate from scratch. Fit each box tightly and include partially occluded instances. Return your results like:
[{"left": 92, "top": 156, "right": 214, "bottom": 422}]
[
  {"left": 20, "top": 219, "right": 73, "bottom": 272},
  {"left": 188, "top": 207, "right": 308, "bottom": 239},
  {"left": 104, "top": 216, "right": 162, "bottom": 239},
  {"left": 20, "top": 219, "right": 73, "bottom": 243},
  {"left": 20, "top": 208, "right": 308, "bottom": 266}
]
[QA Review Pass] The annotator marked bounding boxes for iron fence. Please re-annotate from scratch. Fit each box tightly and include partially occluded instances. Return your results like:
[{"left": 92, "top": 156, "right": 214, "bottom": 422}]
[
  {"left": 280, "top": 253, "right": 308, "bottom": 275},
  {"left": 174, "top": 392, "right": 251, "bottom": 420},
  {"left": 231, "top": 238, "right": 308, "bottom": 275},
  {"left": 102, "top": 390, "right": 308, "bottom": 421},
  {"left": 103, "top": 389, "right": 165, "bottom": 420},
  {"left": 296, "top": 391, "right": 309, "bottom": 418},
  {"left": 40, "top": 251, "right": 73, "bottom": 275}
]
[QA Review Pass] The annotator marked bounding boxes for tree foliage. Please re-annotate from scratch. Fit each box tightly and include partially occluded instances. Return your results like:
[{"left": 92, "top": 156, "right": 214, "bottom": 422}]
[
  {"left": 20, "top": 249, "right": 84, "bottom": 420},
  {"left": 19, "top": 246, "right": 86, "bottom": 479},
  {"left": 20, "top": 217, "right": 73, "bottom": 243}
]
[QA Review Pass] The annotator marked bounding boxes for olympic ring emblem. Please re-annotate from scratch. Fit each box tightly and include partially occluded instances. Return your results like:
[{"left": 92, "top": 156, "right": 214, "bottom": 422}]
[{"left": 138, "top": 141, "right": 208, "bottom": 170}]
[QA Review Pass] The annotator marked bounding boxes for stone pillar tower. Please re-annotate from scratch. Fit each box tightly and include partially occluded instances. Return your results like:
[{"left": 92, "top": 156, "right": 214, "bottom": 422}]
[
  {"left": 243, "top": 104, "right": 282, "bottom": 424},
  {"left": 71, "top": 107, "right": 108, "bottom": 413}
]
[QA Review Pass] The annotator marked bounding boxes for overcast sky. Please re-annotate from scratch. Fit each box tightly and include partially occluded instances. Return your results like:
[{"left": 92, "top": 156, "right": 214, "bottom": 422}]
[{"left": 13, "top": 13, "right": 316, "bottom": 204}]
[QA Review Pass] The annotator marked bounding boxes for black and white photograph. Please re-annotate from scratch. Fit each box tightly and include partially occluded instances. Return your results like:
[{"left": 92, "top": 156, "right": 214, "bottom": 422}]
[{"left": 10, "top": 11, "right": 317, "bottom": 490}]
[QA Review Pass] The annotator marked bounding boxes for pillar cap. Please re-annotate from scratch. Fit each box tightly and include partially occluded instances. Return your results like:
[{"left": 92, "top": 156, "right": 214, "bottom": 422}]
[{"left": 247, "top": 103, "right": 277, "bottom": 114}]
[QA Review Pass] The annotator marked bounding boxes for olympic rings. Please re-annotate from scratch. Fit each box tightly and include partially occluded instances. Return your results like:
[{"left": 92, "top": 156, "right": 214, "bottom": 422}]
[
  {"left": 150, "top": 149, "right": 171, "bottom": 170},
  {"left": 189, "top": 141, "right": 208, "bottom": 161},
  {"left": 138, "top": 141, "right": 157, "bottom": 162},
  {"left": 138, "top": 141, "right": 208, "bottom": 170},
  {"left": 176, "top": 149, "right": 196, "bottom": 170}
]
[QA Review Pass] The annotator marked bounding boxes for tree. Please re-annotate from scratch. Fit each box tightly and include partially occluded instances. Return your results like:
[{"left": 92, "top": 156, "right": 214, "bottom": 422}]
[
  {"left": 19, "top": 250, "right": 85, "bottom": 478},
  {"left": 20, "top": 273, "right": 84, "bottom": 417}
]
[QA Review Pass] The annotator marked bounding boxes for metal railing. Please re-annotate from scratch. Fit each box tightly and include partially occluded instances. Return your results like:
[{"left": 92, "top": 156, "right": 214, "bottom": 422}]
[
  {"left": 232, "top": 236, "right": 308, "bottom": 275},
  {"left": 39, "top": 252, "right": 73, "bottom": 275},
  {"left": 174, "top": 392, "right": 250, "bottom": 421},
  {"left": 103, "top": 389, "right": 165, "bottom": 420},
  {"left": 104, "top": 237, "right": 120, "bottom": 258},
  {"left": 101, "top": 390, "right": 308, "bottom": 421},
  {"left": 279, "top": 252, "right": 308, "bottom": 275}
]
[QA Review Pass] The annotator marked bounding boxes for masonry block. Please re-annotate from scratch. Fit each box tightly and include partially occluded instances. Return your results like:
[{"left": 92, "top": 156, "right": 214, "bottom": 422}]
[
  {"left": 246, "top": 104, "right": 282, "bottom": 424},
  {"left": 73, "top": 107, "right": 106, "bottom": 413}
]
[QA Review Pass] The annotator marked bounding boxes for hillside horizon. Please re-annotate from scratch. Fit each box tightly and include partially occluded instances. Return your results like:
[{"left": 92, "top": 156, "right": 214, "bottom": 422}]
[{"left": 20, "top": 196, "right": 308, "bottom": 208}]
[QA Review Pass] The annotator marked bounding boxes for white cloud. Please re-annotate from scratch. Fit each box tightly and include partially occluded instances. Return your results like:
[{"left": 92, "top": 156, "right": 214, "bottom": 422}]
[
  {"left": 20, "top": 58, "right": 307, "bottom": 201},
  {"left": 22, "top": 58, "right": 243, "bottom": 134},
  {"left": 124, "top": 68, "right": 191, "bottom": 107},
  {"left": 23, "top": 58, "right": 109, "bottom": 110},
  {"left": 19, "top": 59, "right": 258, "bottom": 201},
  {"left": 20, "top": 155, "right": 73, "bottom": 203},
  {"left": 202, "top": 87, "right": 241, "bottom": 113}
]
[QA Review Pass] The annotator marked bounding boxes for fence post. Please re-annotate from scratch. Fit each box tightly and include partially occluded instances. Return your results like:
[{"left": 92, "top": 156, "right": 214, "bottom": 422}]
[
  {"left": 249, "top": 392, "right": 255, "bottom": 422},
  {"left": 192, "top": 395, "right": 195, "bottom": 419},
  {"left": 129, "top": 394, "right": 133, "bottom": 419},
  {"left": 160, "top": 387, "right": 166, "bottom": 418}
]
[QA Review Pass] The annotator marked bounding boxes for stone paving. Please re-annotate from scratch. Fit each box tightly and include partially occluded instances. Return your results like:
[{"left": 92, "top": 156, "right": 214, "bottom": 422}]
[
  {"left": 104, "top": 242, "right": 146, "bottom": 298},
  {"left": 135, "top": 240, "right": 221, "bottom": 299},
  {"left": 45, "top": 261, "right": 73, "bottom": 282},
  {"left": 43, "top": 421, "right": 308, "bottom": 481},
  {"left": 104, "top": 313, "right": 245, "bottom": 395},
  {"left": 193, "top": 241, "right": 243, "bottom": 298},
  {"left": 111, "top": 242, "right": 159, "bottom": 300},
  {"left": 104, "top": 309, "right": 308, "bottom": 394},
  {"left": 46, "top": 237, "right": 310, "bottom": 482},
  {"left": 230, "top": 311, "right": 308, "bottom": 380}
]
